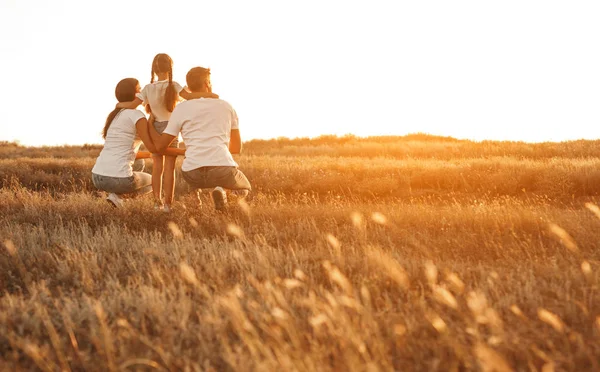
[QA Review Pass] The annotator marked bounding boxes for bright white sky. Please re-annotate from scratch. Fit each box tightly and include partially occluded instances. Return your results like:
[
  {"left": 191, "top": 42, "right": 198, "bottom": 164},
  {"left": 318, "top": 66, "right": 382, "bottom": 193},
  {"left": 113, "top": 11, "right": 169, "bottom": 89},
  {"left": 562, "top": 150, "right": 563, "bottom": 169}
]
[{"left": 1, "top": 0, "right": 599, "bottom": 146}]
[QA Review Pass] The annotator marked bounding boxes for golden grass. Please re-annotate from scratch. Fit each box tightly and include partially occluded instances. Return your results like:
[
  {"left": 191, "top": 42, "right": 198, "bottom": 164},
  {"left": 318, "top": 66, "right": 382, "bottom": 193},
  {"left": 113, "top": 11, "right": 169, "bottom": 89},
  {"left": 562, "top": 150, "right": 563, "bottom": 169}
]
[
  {"left": 4, "top": 154, "right": 600, "bottom": 201},
  {"left": 1, "top": 135, "right": 600, "bottom": 371}
]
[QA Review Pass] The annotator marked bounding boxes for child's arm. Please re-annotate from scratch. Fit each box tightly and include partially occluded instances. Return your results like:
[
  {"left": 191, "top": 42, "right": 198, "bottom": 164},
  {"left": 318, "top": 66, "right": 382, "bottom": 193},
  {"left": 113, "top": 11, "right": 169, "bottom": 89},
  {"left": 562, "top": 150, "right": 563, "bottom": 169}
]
[
  {"left": 116, "top": 97, "right": 144, "bottom": 109},
  {"left": 179, "top": 88, "right": 219, "bottom": 100}
]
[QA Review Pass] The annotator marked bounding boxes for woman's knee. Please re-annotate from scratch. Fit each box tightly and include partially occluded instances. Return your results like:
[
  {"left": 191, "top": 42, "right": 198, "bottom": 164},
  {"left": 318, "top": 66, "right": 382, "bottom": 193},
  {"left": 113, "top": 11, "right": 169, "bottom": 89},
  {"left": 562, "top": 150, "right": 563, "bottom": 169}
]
[{"left": 133, "top": 172, "right": 153, "bottom": 189}]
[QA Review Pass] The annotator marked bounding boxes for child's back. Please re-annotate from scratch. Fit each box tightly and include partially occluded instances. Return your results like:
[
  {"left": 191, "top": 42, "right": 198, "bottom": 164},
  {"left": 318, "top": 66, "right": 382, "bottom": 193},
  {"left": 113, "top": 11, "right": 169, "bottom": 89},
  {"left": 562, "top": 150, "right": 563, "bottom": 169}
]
[{"left": 138, "top": 80, "right": 183, "bottom": 122}]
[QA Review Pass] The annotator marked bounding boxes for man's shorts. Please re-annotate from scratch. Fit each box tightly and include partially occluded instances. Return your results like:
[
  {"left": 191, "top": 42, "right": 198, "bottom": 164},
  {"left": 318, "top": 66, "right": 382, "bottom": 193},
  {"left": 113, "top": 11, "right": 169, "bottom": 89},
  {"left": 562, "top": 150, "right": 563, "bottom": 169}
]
[{"left": 181, "top": 166, "right": 251, "bottom": 191}]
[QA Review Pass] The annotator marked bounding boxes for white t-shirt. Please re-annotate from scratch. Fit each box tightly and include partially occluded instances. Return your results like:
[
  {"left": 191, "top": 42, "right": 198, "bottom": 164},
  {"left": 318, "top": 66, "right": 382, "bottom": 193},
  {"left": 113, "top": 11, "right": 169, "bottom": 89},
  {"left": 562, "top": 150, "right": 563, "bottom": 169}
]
[
  {"left": 137, "top": 80, "right": 184, "bottom": 122},
  {"left": 164, "top": 98, "right": 239, "bottom": 172},
  {"left": 92, "top": 109, "right": 146, "bottom": 178}
]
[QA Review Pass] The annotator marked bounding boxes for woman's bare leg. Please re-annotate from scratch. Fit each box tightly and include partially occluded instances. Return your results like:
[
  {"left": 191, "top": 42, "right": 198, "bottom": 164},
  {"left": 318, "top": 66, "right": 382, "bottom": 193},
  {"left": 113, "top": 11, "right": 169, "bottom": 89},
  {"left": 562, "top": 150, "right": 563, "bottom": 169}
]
[
  {"left": 152, "top": 154, "right": 164, "bottom": 205},
  {"left": 163, "top": 155, "right": 177, "bottom": 207}
]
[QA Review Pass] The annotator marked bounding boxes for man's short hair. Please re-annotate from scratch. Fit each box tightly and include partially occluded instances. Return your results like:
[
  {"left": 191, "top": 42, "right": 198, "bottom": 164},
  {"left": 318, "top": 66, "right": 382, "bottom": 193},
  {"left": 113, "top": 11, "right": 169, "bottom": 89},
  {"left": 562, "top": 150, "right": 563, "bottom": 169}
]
[{"left": 186, "top": 67, "right": 211, "bottom": 92}]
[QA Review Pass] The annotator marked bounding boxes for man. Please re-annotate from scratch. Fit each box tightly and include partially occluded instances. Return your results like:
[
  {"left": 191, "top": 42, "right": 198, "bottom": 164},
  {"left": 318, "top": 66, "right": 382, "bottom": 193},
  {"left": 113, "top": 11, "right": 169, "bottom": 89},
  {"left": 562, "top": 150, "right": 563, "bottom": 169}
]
[{"left": 147, "top": 67, "right": 251, "bottom": 210}]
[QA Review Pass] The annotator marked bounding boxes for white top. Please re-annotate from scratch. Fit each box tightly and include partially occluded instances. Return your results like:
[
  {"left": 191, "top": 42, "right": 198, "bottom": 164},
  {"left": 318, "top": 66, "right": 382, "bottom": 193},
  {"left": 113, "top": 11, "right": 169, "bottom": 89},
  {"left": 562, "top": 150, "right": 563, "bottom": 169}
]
[
  {"left": 164, "top": 98, "right": 239, "bottom": 172},
  {"left": 92, "top": 109, "right": 146, "bottom": 178},
  {"left": 137, "top": 80, "right": 184, "bottom": 122}
]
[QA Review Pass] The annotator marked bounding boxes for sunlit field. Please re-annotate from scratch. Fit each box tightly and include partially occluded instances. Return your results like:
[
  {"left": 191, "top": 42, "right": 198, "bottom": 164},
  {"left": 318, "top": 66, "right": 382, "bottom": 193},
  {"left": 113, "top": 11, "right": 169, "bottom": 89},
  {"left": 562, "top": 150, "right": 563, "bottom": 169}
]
[{"left": 1, "top": 135, "right": 599, "bottom": 371}]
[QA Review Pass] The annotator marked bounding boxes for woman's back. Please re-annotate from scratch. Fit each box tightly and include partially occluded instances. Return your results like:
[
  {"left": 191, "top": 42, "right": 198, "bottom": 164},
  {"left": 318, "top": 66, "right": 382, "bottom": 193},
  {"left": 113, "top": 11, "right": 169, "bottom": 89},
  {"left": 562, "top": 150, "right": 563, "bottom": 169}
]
[{"left": 92, "top": 109, "right": 145, "bottom": 178}]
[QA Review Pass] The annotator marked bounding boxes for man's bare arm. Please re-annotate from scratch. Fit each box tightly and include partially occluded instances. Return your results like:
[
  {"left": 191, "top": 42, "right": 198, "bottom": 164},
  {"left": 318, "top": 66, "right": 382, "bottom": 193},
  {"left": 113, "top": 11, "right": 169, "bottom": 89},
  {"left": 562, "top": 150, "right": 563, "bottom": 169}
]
[{"left": 229, "top": 129, "right": 242, "bottom": 154}]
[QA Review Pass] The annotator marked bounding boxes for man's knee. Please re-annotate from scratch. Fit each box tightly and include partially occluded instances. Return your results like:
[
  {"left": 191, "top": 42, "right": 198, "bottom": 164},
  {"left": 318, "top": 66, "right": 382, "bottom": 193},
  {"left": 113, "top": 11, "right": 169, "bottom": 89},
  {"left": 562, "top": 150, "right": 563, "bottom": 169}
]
[{"left": 234, "top": 169, "right": 251, "bottom": 190}]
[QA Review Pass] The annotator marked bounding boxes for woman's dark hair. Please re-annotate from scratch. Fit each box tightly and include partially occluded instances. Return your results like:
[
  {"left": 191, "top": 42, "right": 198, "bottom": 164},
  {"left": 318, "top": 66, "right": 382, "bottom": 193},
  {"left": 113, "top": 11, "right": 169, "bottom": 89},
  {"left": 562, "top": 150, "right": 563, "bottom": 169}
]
[
  {"left": 102, "top": 78, "right": 139, "bottom": 139},
  {"left": 151, "top": 53, "right": 177, "bottom": 113}
]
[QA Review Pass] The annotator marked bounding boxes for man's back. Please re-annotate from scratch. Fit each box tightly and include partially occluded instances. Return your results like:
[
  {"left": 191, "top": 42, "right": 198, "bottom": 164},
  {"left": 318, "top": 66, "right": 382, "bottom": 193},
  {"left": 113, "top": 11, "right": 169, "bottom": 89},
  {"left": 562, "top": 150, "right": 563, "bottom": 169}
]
[{"left": 164, "top": 98, "right": 239, "bottom": 172}]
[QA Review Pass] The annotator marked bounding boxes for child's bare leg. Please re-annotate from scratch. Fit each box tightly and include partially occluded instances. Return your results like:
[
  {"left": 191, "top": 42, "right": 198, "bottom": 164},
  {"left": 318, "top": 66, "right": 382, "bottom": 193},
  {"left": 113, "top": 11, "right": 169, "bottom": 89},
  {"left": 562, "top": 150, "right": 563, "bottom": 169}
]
[
  {"left": 152, "top": 154, "right": 164, "bottom": 205},
  {"left": 163, "top": 155, "right": 177, "bottom": 207}
]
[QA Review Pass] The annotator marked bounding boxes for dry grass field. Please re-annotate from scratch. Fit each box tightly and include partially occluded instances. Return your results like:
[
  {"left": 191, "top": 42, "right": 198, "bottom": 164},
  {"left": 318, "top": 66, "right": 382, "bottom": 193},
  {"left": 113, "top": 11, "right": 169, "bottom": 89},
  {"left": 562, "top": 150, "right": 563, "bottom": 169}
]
[{"left": 1, "top": 135, "right": 599, "bottom": 371}]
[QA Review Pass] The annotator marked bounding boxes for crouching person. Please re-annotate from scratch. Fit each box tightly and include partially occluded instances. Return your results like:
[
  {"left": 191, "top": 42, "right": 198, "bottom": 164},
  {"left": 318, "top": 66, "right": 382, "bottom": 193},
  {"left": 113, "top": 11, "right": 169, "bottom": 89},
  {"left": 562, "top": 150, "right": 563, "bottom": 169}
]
[
  {"left": 92, "top": 78, "right": 158, "bottom": 207},
  {"left": 147, "top": 67, "right": 251, "bottom": 210}
]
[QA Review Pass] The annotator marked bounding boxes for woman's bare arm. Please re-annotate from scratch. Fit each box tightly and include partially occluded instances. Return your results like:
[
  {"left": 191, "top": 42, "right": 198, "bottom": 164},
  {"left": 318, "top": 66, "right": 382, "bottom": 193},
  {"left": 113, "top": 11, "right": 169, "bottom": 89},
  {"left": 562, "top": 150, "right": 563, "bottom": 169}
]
[{"left": 134, "top": 117, "right": 157, "bottom": 153}]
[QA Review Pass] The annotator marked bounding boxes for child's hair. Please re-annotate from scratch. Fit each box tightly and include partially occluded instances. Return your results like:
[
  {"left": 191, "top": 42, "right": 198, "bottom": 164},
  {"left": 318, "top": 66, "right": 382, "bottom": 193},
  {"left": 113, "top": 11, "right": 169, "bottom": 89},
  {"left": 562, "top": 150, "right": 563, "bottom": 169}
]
[
  {"left": 103, "top": 78, "right": 139, "bottom": 139},
  {"left": 151, "top": 53, "right": 177, "bottom": 113}
]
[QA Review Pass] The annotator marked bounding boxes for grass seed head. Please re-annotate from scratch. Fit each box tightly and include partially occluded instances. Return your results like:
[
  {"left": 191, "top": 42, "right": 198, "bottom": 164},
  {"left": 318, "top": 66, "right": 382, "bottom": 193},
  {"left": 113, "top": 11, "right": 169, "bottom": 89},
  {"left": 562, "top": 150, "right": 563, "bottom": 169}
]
[
  {"left": 584, "top": 202, "right": 600, "bottom": 220},
  {"left": 350, "top": 211, "right": 364, "bottom": 229},
  {"left": 426, "top": 312, "right": 447, "bottom": 333},
  {"left": 117, "top": 318, "right": 131, "bottom": 328},
  {"left": 371, "top": 212, "right": 388, "bottom": 225},
  {"left": 309, "top": 314, "right": 328, "bottom": 328},
  {"left": 433, "top": 285, "right": 458, "bottom": 310},
  {"left": 180, "top": 263, "right": 200, "bottom": 286},
  {"left": 167, "top": 221, "right": 183, "bottom": 239},
  {"left": 581, "top": 261, "right": 592, "bottom": 281},
  {"left": 282, "top": 278, "right": 303, "bottom": 289},
  {"left": 326, "top": 234, "right": 341, "bottom": 257},
  {"left": 510, "top": 305, "right": 527, "bottom": 320},
  {"left": 3, "top": 239, "right": 16, "bottom": 256},
  {"left": 445, "top": 272, "right": 465, "bottom": 294},
  {"left": 474, "top": 343, "right": 513, "bottom": 372},
  {"left": 424, "top": 260, "right": 438, "bottom": 285},
  {"left": 548, "top": 223, "right": 579, "bottom": 254},
  {"left": 537, "top": 308, "right": 565, "bottom": 333},
  {"left": 226, "top": 223, "right": 245, "bottom": 239},
  {"left": 271, "top": 307, "right": 288, "bottom": 320},
  {"left": 323, "top": 261, "right": 353, "bottom": 294},
  {"left": 393, "top": 324, "right": 407, "bottom": 336},
  {"left": 293, "top": 269, "right": 307, "bottom": 281},
  {"left": 367, "top": 247, "right": 409, "bottom": 290},
  {"left": 467, "top": 291, "right": 488, "bottom": 318}
]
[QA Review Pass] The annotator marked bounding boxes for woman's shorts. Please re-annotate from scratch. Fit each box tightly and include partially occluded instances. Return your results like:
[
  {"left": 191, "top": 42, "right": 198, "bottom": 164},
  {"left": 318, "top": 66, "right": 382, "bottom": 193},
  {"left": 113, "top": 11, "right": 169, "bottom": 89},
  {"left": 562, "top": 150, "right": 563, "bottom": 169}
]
[
  {"left": 92, "top": 172, "right": 152, "bottom": 195},
  {"left": 153, "top": 120, "right": 179, "bottom": 155}
]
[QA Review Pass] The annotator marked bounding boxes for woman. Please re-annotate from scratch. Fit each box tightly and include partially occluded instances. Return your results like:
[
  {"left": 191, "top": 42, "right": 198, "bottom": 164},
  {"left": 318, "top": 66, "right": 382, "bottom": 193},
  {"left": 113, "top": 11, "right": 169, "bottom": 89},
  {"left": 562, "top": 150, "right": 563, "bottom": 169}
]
[{"left": 91, "top": 78, "right": 158, "bottom": 207}]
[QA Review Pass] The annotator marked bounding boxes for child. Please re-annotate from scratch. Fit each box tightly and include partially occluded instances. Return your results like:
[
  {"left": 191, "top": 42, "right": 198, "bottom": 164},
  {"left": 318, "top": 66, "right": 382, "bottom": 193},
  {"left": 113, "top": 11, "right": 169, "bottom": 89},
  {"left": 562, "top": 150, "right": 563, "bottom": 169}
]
[{"left": 118, "top": 53, "right": 218, "bottom": 212}]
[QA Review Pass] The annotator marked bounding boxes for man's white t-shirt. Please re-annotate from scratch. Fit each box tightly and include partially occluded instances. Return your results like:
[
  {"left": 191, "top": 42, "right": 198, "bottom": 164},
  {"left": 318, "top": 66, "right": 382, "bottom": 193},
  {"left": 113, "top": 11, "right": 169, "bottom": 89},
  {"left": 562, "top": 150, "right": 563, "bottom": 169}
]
[
  {"left": 137, "top": 80, "right": 184, "bottom": 122},
  {"left": 164, "top": 98, "right": 239, "bottom": 172},
  {"left": 92, "top": 109, "right": 145, "bottom": 178}
]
